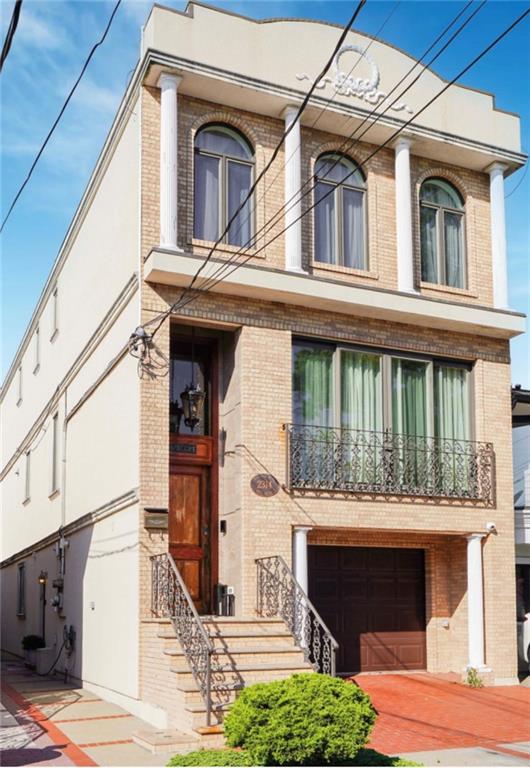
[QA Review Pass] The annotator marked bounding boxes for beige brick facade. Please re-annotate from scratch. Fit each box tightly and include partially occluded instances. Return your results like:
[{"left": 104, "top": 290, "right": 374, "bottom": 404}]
[{"left": 137, "top": 79, "right": 518, "bottom": 697}]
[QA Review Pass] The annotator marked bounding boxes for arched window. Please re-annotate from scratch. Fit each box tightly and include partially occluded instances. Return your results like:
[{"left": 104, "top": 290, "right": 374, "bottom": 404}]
[
  {"left": 314, "top": 153, "right": 366, "bottom": 269},
  {"left": 420, "top": 178, "right": 465, "bottom": 288},
  {"left": 194, "top": 124, "right": 254, "bottom": 246}
]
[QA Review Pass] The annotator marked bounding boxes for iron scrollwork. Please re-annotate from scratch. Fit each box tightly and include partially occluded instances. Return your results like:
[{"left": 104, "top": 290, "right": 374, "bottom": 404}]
[
  {"left": 284, "top": 424, "right": 494, "bottom": 505},
  {"left": 256, "top": 555, "right": 338, "bottom": 676}
]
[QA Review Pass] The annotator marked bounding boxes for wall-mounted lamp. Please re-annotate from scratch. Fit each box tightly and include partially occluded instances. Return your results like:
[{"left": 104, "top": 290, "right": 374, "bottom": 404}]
[{"left": 38, "top": 570, "right": 47, "bottom": 585}]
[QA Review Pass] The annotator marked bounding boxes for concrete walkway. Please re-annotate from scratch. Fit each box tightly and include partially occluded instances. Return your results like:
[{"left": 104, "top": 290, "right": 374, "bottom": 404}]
[
  {"left": 355, "top": 672, "right": 530, "bottom": 766},
  {"left": 1, "top": 657, "right": 174, "bottom": 766}
]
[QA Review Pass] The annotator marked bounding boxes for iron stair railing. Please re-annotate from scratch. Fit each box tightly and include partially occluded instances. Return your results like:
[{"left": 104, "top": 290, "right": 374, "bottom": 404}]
[
  {"left": 256, "top": 555, "right": 338, "bottom": 676},
  {"left": 150, "top": 553, "right": 213, "bottom": 725}
]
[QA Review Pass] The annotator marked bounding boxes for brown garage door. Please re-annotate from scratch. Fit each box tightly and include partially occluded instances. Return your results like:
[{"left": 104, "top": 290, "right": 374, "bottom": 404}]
[{"left": 308, "top": 546, "right": 426, "bottom": 674}]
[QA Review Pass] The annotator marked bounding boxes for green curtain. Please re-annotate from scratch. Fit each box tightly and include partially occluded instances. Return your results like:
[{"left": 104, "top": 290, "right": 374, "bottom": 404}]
[
  {"left": 293, "top": 345, "right": 333, "bottom": 426},
  {"left": 341, "top": 352, "right": 382, "bottom": 485},
  {"left": 434, "top": 365, "right": 470, "bottom": 494},
  {"left": 392, "top": 359, "right": 428, "bottom": 489}
]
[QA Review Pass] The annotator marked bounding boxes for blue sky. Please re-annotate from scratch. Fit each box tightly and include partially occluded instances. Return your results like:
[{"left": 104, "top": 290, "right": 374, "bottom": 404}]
[{"left": 1, "top": 0, "right": 529, "bottom": 385}]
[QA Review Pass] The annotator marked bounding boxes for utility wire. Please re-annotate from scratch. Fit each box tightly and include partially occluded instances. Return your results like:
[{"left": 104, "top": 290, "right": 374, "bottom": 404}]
[
  {"left": 505, "top": 162, "right": 528, "bottom": 199},
  {"left": 143, "top": 0, "right": 479, "bottom": 337},
  {"left": 152, "top": 3, "right": 529, "bottom": 329},
  {"left": 181, "top": 0, "right": 367, "bottom": 303},
  {"left": 195, "top": 0, "right": 483, "bottom": 299},
  {"left": 0, "top": 0, "right": 122, "bottom": 233},
  {"left": 0, "top": 0, "right": 23, "bottom": 73}
]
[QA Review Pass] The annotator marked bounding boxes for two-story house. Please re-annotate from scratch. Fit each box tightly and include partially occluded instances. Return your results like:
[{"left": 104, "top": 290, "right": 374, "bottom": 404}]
[
  {"left": 513, "top": 386, "right": 530, "bottom": 676},
  {"left": 1, "top": 1, "right": 526, "bottom": 750}
]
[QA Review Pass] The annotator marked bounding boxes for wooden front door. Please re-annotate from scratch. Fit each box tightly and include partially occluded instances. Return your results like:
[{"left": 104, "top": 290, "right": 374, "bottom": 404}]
[
  {"left": 169, "top": 464, "right": 210, "bottom": 613},
  {"left": 308, "top": 545, "right": 426, "bottom": 674},
  {"left": 169, "top": 333, "right": 218, "bottom": 615}
]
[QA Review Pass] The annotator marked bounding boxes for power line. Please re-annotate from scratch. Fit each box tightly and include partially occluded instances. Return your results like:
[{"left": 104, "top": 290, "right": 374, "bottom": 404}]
[
  {"left": 0, "top": 0, "right": 23, "bottom": 73},
  {"left": 179, "top": 0, "right": 367, "bottom": 305},
  {"left": 140, "top": 0, "right": 470, "bottom": 338},
  {"left": 505, "top": 162, "right": 528, "bottom": 199},
  {"left": 145, "top": 0, "right": 480, "bottom": 334},
  {"left": 154, "top": 3, "right": 529, "bottom": 328},
  {"left": 0, "top": 0, "right": 122, "bottom": 233}
]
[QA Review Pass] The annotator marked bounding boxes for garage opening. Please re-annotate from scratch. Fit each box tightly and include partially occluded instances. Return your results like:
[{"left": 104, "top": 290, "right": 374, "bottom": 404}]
[{"left": 308, "top": 545, "right": 427, "bottom": 674}]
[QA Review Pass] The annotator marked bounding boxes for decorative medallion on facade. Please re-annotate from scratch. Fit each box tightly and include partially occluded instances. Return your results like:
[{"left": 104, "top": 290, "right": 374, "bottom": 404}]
[{"left": 297, "top": 45, "right": 413, "bottom": 114}]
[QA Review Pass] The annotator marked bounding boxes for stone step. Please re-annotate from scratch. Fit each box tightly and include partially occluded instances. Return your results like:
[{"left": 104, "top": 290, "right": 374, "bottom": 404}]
[
  {"left": 163, "top": 645, "right": 305, "bottom": 666},
  {"left": 132, "top": 727, "right": 199, "bottom": 755},
  {"left": 172, "top": 659, "right": 310, "bottom": 674}
]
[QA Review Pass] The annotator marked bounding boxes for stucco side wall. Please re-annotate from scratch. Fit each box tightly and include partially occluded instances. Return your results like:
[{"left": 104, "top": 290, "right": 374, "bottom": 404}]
[{"left": 1, "top": 503, "right": 140, "bottom": 702}]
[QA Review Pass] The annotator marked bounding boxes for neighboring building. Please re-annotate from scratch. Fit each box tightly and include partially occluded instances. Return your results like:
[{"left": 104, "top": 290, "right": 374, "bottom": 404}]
[
  {"left": 1, "top": 2, "right": 527, "bottom": 746},
  {"left": 513, "top": 386, "right": 530, "bottom": 675}
]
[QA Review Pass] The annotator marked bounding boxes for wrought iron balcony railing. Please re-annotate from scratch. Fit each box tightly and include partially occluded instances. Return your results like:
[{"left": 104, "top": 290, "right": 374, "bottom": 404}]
[{"left": 284, "top": 424, "right": 494, "bottom": 504}]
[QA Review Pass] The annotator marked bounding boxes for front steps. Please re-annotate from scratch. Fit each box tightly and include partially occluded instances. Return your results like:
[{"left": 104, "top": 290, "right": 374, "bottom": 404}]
[{"left": 136, "top": 616, "right": 314, "bottom": 753}]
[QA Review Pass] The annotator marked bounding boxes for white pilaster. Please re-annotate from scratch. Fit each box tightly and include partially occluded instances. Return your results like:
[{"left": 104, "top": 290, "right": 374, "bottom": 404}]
[
  {"left": 466, "top": 533, "right": 486, "bottom": 669},
  {"left": 158, "top": 72, "right": 182, "bottom": 250},
  {"left": 282, "top": 106, "right": 304, "bottom": 273},
  {"left": 292, "top": 526, "right": 312, "bottom": 592},
  {"left": 394, "top": 137, "right": 415, "bottom": 293},
  {"left": 488, "top": 163, "right": 509, "bottom": 310}
]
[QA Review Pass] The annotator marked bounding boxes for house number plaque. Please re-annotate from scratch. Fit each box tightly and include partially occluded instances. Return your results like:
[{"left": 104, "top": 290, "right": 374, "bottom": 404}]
[{"left": 250, "top": 474, "right": 280, "bottom": 497}]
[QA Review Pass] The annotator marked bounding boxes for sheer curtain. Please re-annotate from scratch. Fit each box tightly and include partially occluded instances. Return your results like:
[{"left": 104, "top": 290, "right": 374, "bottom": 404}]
[
  {"left": 392, "top": 359, "right": 428, "bottom": 489},
  {"left": 435, "top": 365, "right": 470, "bottom": 494},
  {"left": 292, "top": 345, "right": 333, "bottom": 487},
  {"left": 341, "top": 352, "right": 382, "bottom": 484},
  {"left": 227, "top": 161, "right": 252, "bottom": 247},
  {"left": 343, "top": 189, "right": 364, "bottom": 269},
  {"left": 420, "top": 206, "right": 437, "bottom": 282},
  {"left": 444, "top": 212, "right": 464, "bottom": 288},
  {"left": 315, "top": 181, "right": 336, "bottom": 264},
  {"left": 194, "top": 154, "right": 219, "bottom": 241}
]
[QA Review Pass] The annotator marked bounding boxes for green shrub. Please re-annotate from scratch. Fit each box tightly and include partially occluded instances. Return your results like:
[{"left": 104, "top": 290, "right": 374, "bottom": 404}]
[
  {"left": 22, "top": 635, "right": 45, "bottom": 651},
  {"left": 167, "top": 749, "right": 254, "bottom": 766},
  {"left": 224, "top": 673, "right": 376, "bottom": 766}
]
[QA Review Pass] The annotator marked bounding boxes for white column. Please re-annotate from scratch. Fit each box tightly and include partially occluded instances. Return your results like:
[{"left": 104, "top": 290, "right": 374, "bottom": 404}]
[
  {"left": 292, "top": 526, "right": 312, "bottom": 592},
  {"left": 282, "top": 105, "right": 304, "bottom": 273},
  {"left": 158, "top": 72, "right": 181, "bottom": 250},
  {"left": 466, "top": 533, "right": 486, "bottom": 669},
  {"left": 394, "top": 137, "right": 415, "bottom": 293},
  {"left": 488, "top": 163, "right": 509, "bottom": 309}
]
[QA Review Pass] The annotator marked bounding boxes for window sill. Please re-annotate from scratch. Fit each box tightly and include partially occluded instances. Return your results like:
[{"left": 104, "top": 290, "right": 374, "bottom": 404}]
[
  {"left": 33, "top": 364, "right": 40, "bottom": 376},
  {"left": 50, "top": 329, "right": 59, "bottom": 343},
  {"left": 311, "top": 261, "right": 377, "bottom": 280},
  {"left": 22, "top": 497, "right": 30, "bottom": 506},
  {"left": 190, "top": 238, "right": 261, "bottom": 258},
  {"left": 49, "top": 489, "right": 60, "bottom": 500},
  {"left": 420, "top": 281, "right": 477, "bottom": 299}
]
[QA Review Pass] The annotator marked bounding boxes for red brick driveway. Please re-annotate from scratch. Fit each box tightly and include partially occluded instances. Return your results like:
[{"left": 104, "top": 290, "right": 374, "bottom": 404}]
[{"left": 354, "top": 673, "right": 530, "bottom": 759}]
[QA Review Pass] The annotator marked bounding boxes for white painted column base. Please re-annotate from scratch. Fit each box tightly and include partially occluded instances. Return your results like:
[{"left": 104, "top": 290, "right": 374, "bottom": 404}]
[{"left": 466, "top": 533, "right": 486, "bottom": 670}]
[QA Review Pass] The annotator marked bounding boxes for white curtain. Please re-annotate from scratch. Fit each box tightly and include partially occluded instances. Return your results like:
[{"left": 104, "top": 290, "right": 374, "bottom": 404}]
[
  {"left": 343, "top": 189, "right": 364, "bottom": 269},
  {"left": 227, "top": 161, "right": 252, "bottom": 247},
  {"left": 315, "top": 181, "right": 336, "bottom": 264},
  {"left": 420, "top": 206, "right": 437, "bottom": 282},
  {"left": 194, "top": 154, "right": 219, "bottom": 241},
  {"left": 444, "top": 212, "right": 464, "bottom": 288}
]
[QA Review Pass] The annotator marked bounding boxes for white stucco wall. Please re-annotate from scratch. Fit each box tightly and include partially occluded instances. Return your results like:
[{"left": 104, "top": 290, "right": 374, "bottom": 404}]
[{"left": 1, "top": 503, "right": 140, "bottom": 703}]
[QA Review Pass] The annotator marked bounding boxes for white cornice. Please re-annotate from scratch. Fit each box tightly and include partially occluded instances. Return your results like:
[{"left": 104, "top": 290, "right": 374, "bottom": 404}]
[{"left": 144, "top": 249, "right": 525, "bottom": 340}]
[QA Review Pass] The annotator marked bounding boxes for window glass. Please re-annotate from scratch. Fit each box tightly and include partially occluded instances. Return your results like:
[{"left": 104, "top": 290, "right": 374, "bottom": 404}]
[
  {"left": 227, "top": 161, "right": 252, "bottom": 246},
  {"left": 342, "top": 188, "right": 364, "bottom": 269},
  {"left": 195, "top": 126, "right": 252, "bottom": 159},
  {"left": 434, "top": 364, "right": 469, "bottom": 440},
  {"left": 420, "top": 206, "right": 437, "bottom": 283},
  {"left": 314, "top": 181, "right": 336, "bottom": 264},
  {"left": 444, "top": 212, "right": 464, "bottom": 288},
  {"left": 315, "top": 154, "right": 363, "bottom": 187},
  {"left": 420, "top": 178, "right": 465, "bottom": 289},
  {"left": 391, "top": 359, "right": 428, "bottom": 438},
  {"left": 341, "top": 351, "right": 382, "bottom": 432},
  {"left": 17, "top": 564, "right": 25, "bottom": 616},
  {"left": 194, "top": 154, "right": 219, "bottom": 241},
  {"left": 292, "top": 343, "right": 333, "bottom": 427},
  {"left": 420, "top": 179, "right": 463, "bottom": 209}
]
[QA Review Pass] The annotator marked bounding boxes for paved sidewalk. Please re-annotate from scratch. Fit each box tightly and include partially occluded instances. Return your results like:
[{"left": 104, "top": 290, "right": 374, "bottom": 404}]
[
  {"left": 355, "top": 672, "right": 530, "bottom": 766},
  {"left": 1, "top": 657, "right": 174, "bottom": 766}
]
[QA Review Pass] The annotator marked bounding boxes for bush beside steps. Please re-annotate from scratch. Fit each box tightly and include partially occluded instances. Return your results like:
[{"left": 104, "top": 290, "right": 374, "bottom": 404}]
[{"left": 167, "top": 674, "right": 422, "bottom": 767}]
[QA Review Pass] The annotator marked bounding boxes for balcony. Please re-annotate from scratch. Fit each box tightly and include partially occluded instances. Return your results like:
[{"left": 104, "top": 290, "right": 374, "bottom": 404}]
[{"left": 284, "top": 424, "right": 495, "bottom": 505}]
